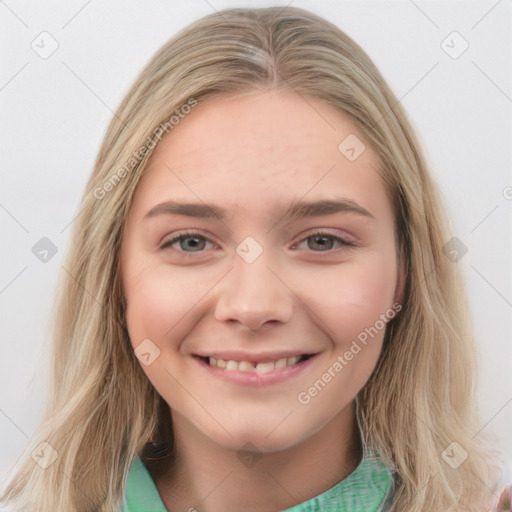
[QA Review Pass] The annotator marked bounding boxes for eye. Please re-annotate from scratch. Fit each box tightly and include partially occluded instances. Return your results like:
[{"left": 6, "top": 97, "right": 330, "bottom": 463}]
[
  {"left": 159, "top": 230, "right": 357, "bottom": 255},
  {"left": 159, "top": 231, "right": 216, "bottom": 253},
  {"left": 293, "top": 231, "right": 356, "bottom": 252}
]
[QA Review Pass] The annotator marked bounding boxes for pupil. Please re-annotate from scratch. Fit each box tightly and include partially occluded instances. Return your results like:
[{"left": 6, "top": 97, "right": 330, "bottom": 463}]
[
  {"left": 310, "top": 235, "right": 332, "bottom": 251},
  {"left": 182, "top": 237, "right": 204, "bottom": 251}
]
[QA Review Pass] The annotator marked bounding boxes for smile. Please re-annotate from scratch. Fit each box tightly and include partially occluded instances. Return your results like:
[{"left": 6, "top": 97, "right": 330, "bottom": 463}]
[{"left": 193, "top": 353, "right": 318, "bottom": 386}]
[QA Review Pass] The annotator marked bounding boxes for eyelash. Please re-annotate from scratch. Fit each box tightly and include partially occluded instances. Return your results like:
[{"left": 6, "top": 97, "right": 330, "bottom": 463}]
[{"left": 159, "top": 230, "right": 357, "bottom": 255}]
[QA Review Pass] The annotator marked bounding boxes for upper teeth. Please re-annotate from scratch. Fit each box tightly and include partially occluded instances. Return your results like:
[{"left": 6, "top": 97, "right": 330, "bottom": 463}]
[{"left": 208, "top": 356, "right": 302, "bottom": 374}]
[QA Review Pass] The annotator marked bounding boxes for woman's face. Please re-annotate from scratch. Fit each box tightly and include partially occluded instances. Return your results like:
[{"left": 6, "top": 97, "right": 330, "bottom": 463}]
[{"left": 120, "top": 90, "right": 402, "bottom": 452}]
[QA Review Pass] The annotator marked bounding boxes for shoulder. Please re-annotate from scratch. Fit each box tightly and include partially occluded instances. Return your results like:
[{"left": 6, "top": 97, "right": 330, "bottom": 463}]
[{"left": 489, "top": 484, "right": 511, "bottom": 512}]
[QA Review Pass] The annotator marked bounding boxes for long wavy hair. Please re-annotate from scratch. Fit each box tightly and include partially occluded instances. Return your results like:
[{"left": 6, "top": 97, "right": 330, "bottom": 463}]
[{"left": 1, "top": 6, "right": 502, "bottom": 511}]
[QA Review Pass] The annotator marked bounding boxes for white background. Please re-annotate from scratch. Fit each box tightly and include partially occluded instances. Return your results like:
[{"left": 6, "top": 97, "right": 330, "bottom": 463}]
[{"left": 1, "top": 0, "right": 511, "bottom": 500}]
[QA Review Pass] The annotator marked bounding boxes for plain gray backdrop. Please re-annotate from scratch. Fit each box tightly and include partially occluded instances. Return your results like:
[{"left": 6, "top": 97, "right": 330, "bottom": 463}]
[{"left": 1, "top": 0, "right": 511, "bottom": 499}]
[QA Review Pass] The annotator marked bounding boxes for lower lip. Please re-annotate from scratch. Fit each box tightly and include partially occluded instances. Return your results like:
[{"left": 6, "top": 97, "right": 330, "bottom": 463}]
[{"left": 194, "top": 355, "right": 318, "bottom": 386}]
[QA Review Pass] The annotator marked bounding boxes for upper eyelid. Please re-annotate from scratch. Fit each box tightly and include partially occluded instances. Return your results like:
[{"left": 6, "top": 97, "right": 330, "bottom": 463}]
[{"left": 160, "top": 230, "right": 355, "bottom": 250}]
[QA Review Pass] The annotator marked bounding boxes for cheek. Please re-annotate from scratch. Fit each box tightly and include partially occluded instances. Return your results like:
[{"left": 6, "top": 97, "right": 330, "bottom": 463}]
[
  {"left": 122, "top": 264, "right": 204, "bottom": 399},
  {"left": 123, "top": 263, "right": 198, "bottom": 347},
  {"left": 296, "top": 251, "right": 397, "bottom": 345}
]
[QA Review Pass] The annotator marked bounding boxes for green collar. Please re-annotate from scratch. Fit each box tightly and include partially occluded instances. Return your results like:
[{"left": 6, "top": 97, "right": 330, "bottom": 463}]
[{"left": 121, "top": 447, "right": 394, "bottom": 512}]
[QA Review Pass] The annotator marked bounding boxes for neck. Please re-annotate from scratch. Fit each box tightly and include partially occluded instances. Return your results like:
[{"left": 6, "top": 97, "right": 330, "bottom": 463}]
[{"left": 148, "top": 403, "right": 362, "bottom": 512}]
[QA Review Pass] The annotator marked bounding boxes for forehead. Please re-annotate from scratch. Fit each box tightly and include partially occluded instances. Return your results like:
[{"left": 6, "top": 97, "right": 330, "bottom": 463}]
[{"left": 130, "top": 91, "right": 391, "bottom": 224}]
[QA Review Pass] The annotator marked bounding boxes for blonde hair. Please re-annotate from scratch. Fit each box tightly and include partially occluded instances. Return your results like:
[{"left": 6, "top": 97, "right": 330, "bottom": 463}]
[{"left": 1, "top": 6, "right": 503, "bottom": 511}]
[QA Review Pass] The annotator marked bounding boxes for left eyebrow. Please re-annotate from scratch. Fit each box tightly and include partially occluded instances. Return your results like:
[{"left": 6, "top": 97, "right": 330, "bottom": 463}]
[
  {"left": 142, "top": 198, "right": 376, "bottom": 223},
  {"left": 281, "top": 198, "right": 375, "bottom": 222}
]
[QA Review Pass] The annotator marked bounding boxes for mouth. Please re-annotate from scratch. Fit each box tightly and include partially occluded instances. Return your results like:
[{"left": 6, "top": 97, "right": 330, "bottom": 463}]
[{"left": 193, "top": 353, "right": 316, "bottom": 374}]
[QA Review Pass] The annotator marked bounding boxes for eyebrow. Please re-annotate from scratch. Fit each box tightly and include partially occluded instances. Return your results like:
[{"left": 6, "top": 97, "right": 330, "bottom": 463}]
[{"left": 142, "top": 198, "right": 375, "bottom": 223}]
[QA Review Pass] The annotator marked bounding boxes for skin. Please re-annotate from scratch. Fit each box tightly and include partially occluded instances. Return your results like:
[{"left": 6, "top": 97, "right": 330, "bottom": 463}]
[{"left": 120, "top": 90, "right": 404, "bottom": 512}]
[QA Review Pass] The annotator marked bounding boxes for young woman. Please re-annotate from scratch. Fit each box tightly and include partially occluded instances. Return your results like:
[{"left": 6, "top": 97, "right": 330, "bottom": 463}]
[{"left": 1, "top": 6, "right": 509, "bottom": 512}]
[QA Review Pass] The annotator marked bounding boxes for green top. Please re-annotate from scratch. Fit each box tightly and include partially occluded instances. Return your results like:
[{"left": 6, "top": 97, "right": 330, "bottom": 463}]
[{"left": 120, "top": 446, "right": 395, "bottom": 512}]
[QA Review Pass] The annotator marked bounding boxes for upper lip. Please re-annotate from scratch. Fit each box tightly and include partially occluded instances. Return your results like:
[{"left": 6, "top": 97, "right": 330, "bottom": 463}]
[{"left": 193, "top": 351, "right": 318, "bottom": 363}]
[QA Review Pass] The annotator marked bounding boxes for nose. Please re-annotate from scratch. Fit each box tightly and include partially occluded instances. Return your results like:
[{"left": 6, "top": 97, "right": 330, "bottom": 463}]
[{"left": 213, "top": 251, "right": 294, "bottom": 332}]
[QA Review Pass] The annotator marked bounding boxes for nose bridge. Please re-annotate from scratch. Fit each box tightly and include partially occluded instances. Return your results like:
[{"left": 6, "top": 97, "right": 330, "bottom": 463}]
[{"left": 213, "top": 242, "right": 293, "bottom": 330}]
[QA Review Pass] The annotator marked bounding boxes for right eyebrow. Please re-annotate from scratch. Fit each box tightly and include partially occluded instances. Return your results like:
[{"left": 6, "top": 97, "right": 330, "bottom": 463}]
[{"left": 143, "top": 201, "right": 228, "bottom": 221}]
